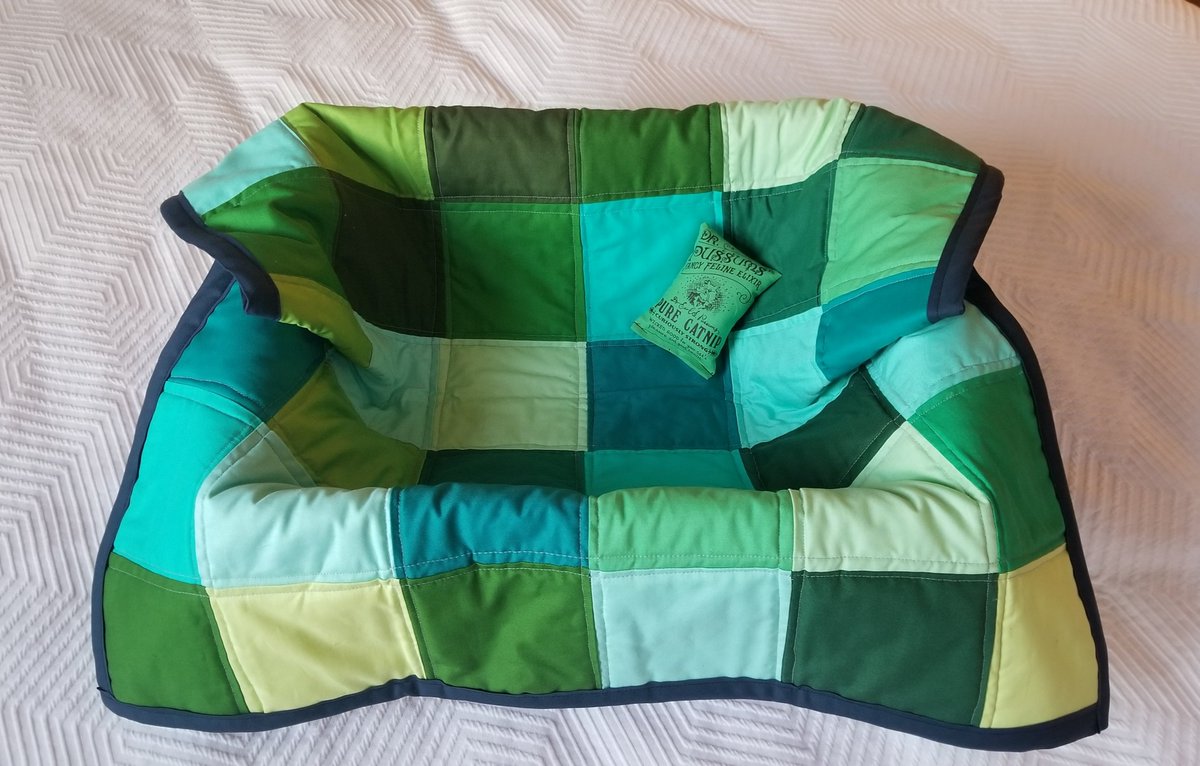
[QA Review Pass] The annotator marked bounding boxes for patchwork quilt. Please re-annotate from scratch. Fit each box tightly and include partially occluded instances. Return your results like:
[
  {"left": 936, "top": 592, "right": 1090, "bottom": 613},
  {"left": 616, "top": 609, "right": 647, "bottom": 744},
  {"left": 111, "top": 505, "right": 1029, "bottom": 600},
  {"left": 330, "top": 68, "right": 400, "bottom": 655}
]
[{"left": 92, "top": 98, "right": 1107, "bottom": 750}]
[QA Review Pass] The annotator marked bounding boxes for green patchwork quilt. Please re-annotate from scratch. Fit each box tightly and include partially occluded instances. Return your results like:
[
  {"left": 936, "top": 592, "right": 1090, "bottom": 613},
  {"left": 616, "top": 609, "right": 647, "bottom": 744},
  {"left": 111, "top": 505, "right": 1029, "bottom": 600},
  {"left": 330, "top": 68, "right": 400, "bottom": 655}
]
[{"left": 92, "top": 98, "right": 1108, "bottom": 749}]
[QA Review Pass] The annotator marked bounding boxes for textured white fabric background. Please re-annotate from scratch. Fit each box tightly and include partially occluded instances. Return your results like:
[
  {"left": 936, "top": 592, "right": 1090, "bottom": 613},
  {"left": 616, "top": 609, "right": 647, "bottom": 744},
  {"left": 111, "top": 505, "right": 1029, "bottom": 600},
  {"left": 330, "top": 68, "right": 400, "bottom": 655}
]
[{"left": 2, "top": 1, "right": 1198, "bottom": 763}]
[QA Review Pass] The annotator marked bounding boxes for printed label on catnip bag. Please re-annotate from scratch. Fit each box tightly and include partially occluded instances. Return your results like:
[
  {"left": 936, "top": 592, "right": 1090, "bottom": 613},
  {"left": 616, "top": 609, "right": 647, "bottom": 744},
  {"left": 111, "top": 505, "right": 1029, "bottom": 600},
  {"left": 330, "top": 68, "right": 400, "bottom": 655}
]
[{"left": 631, "top": 223, "right": 781, "bottom": 378}]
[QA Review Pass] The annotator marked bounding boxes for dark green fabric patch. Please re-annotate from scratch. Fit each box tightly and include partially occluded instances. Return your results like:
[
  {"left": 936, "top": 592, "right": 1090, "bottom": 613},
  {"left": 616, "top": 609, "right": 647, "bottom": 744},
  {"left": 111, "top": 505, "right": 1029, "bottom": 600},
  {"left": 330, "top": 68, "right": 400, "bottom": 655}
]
[
  {"left": 840, "top": 106, "right": 982, "bottom": 173},
  {"left": 815, "top": 269, "right": 935, "bottom": 380},
  {"left": 428, "top": 106, "right": 572, "bottom": 199},
  {"left": 103, "top": 554, "right": 247, "bottom": 714},
  {"left": 911, "top": 367, "right": 1066, "bottom": 571},
  {"left": 405, "top": 563, "right": 599, "bottom": 694},
  {"left": 748, "top": 369, "right": 901, "bottom": 490},
  {"left": 441, "top": 202, "right": 584, "bottom": 340},
  {"left": 419, "top": 449, "right": 584, "bottom": 491},
  {"left": 332, "top": 176, "right": 445, "bottom": 336},
  {"left": 578, "top": 105, "right": 719, "bottom": 199},
  {"left": 785, "top": 570, "right": 994, "bottom": 725},
  {"left": 726, "top": 166, "right": 832, "bottom": 327}
]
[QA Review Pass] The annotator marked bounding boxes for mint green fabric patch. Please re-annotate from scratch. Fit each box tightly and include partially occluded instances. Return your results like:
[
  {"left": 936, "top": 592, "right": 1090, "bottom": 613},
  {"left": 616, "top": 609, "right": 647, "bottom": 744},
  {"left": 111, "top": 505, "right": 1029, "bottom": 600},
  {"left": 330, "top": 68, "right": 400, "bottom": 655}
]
[
  {"left": 631, "top": 223, "right": 780, "bottom": 378},
  {"left": 593, "top": 568, "right": 790, "bottom": 687}
]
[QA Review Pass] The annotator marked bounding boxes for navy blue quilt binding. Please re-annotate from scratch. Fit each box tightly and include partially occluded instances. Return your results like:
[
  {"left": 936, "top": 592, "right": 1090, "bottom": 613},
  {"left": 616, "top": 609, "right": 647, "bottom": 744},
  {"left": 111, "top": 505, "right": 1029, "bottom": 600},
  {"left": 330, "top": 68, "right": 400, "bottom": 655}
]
[
  {"left": 91, "top": 263, "right": 235, "bottom": 696},
  {"left": 928, "top": 164, "right": 1005, "bottom": 322},
  {"left": 159, "top": 194, "right": 281, "bottom": 319}
]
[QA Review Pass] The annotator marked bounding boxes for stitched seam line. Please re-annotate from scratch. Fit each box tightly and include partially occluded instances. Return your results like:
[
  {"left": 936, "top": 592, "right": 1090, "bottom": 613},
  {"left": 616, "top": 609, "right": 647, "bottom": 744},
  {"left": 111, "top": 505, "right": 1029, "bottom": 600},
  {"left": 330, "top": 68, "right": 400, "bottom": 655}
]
[
  {"left": 972, "top": 572, "right": 994, "bottom": 725},
  {"left": 108, "top": 560, "right": 207, "bottom": 596},
  {"left": 190, "top": 550, "right": 999, "bottom": 586},
  {"left": 987, "top": 576, "right": 1007, "bottom": 727},
  {"left": 199, "top": 166, "right": 329, "bottom": 216},
  {"left": 392, "top": 492, "right": 433, "bottom": 676},
  {"left": 200, "top": 594, "right": 248, "bottom": 712},
  {"left": 820, "top": 263, "right": 938, "bottom": 301},
  {"left": 888, "top": 354, "right": 1021, "bottom": 414},
  {"left": 839, "top": 151, "right": 979, "bottom": 174},
  {"left": 901, "top": 422, "right": 998, "bottom": 571},
  {"left": 834, "top": 413, "right": 903, "bottom": 487},
  {"left": 800, "top": 572, "right": 989, "bottom": 583},
  {"left": 578, "top": 497, "right": 599, "bottom": 687},
  {"left": 835, "top": 156, "right": 976, "bottom": 176},
  {"left": 403, "top": 567, "right": 587, "bottom": 587}
]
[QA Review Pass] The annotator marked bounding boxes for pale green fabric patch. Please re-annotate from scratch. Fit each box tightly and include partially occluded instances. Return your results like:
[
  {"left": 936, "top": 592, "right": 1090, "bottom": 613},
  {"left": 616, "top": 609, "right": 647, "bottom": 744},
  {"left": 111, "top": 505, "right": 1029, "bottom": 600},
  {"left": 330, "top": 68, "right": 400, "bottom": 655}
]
[{"left": 631, "top": 223, "right": 780, "bottom": 378}]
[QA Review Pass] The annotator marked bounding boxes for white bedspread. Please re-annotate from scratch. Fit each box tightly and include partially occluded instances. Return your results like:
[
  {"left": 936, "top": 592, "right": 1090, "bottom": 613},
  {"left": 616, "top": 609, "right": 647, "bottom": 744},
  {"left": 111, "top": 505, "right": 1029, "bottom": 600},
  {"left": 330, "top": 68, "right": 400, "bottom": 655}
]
[{"left": 2, "top": 1, "right": 1198, "bottom": 763}]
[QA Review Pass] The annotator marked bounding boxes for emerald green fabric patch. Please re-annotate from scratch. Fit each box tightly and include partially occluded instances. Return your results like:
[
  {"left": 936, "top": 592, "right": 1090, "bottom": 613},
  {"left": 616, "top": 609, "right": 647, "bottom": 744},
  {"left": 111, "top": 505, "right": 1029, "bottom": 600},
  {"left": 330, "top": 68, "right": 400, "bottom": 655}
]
[
  {"left": 103, "top": 554, "right": 247, "bottom": 714},
  {"left": 442, "top": 202, "right": 584, "bottom": 340},
  {"left": 406, "top": 563, "right": 599, "bottom": 694},
  {"left": 911, "top": 366, "right": 1066, "bottom": 571},
  {"left": 841, "top": 105, "right": 982, "bottom": 173},
  {"left": 631, "top": 223, "right": 780, "bottom": 378}
]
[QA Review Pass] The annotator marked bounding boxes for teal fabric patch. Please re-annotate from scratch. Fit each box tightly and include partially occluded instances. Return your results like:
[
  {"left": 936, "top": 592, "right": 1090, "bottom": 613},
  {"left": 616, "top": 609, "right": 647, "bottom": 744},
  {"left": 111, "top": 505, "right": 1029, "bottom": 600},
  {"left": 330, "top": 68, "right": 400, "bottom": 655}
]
[
  {"left": 592, "top": 568, "right": 790, "bottom": 688},
  {"left": 114, "top": 286, "right": 322, "bottom": 582},
  {"left": 392, "top": 483, "right": 587, "bottom": 579},
  {"left": 727, "top": 306, "right": 849, "bottom": 447},
  {"left": 113, "top": 386, "right": 257, "bottom": 584},
  {"left": 588, "top": 340, "right": 736, "bottom": 451},
  {"left": 581, "top": 192, "right": 722, "bottom": 341},
  {"left": 183, "top": 119, "right": 317, "bottom": 215},
  {"left": 815, "top": 268, "right": 936, "bottom": 380},
  {"left": 632, "top": 224, "right": 780, "bottom": 379},
  {"left": 170, "top": 287, "right": 326, "bottom": 419},
  {"left": 584, "top": 450, "right": 753, "bottom": 495}
]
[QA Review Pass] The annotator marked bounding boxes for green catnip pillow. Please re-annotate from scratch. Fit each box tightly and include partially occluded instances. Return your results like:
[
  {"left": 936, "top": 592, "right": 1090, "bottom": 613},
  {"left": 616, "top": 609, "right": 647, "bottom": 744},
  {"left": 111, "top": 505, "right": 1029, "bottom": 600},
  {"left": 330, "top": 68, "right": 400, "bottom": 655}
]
[{"left": 632, "top": 223, "right": 781, "bottom": 378}]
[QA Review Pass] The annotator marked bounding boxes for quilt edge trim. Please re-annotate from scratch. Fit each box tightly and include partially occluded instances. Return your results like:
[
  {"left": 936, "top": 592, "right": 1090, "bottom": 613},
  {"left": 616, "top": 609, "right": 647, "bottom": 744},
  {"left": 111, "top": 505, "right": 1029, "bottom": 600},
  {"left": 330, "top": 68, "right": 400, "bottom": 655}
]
[
  {"left": 928, "top": 164, "right": 1004, "bottom": 322},
  {"left": 160, "top": 194, "right": 281, "bottom": 319},
  {"left": 97, "top": 677, "right": 1103, "bottom": 751},
  {"left": 91, "top": 264, "right": 237, "bottom": 696}
]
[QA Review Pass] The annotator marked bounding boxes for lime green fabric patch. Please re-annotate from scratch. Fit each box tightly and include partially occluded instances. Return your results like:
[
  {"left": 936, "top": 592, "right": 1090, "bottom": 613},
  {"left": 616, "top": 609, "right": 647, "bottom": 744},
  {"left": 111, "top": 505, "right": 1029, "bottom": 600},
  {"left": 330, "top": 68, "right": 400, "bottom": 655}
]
[
  {"left": 208, "top": 579, "right": 425, "bottom": 713},
  {"left": 631, "top": 223, "right": 780, "bottom": 378}
]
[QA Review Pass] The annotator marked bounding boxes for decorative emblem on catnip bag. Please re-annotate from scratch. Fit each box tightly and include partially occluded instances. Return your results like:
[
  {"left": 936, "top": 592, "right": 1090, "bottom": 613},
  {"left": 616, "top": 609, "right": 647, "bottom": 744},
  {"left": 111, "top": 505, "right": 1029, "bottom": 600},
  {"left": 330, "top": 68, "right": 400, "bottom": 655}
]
[{"left": 632, "top": 223, "right": 781, "bottom": 378}]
